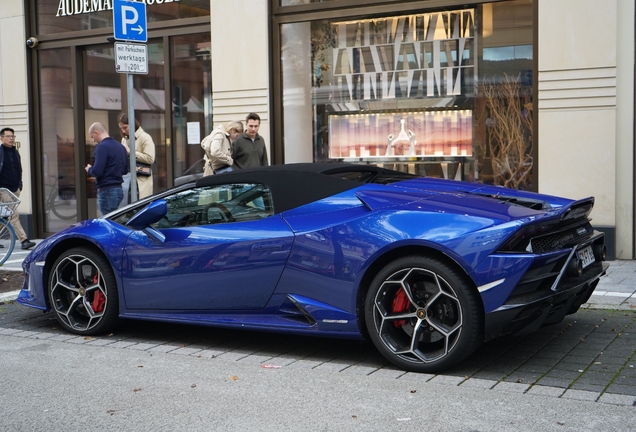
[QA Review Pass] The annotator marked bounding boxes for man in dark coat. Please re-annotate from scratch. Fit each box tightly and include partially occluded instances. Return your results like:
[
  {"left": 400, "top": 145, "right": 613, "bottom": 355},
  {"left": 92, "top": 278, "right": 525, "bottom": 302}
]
[
  {"left": 0, "top": 128, "right": 35, "bottom": 250},
  {"left": 85, "top": 122, "right": 128, "bottom": 216},
  {"left": 231, "top": 112, "right": 269, "bottom": 169}
]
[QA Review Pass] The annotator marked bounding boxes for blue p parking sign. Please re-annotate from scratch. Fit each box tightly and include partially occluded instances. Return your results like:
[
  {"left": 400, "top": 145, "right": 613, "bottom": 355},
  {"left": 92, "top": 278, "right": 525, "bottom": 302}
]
[{"left": 113, "top": 0, "right": 147, "bottom": 43}]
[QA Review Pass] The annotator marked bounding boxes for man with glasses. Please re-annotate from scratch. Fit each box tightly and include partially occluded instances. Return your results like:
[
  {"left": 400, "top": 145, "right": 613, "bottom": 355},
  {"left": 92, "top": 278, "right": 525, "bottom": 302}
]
[{"left": 0, "top": 128, "right": 36, "bottom": 250}]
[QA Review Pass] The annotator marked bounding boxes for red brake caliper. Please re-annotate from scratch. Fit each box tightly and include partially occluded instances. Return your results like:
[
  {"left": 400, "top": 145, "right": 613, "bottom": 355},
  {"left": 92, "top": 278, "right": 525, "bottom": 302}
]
[
  {"left": 91, "top": 273, "right": 105, "bottom": 313},
  {"left": 391, "top": 288, "right": 410, "bottom": 328}
]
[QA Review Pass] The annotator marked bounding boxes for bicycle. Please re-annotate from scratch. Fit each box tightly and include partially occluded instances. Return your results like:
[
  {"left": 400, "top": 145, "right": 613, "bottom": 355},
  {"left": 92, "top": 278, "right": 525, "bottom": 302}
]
[
  {"left": 0, "top": 188, "right": 21, "bottom": 265},
  {"left": 47, "top": 175, "right": 76, "bottom": 220}
]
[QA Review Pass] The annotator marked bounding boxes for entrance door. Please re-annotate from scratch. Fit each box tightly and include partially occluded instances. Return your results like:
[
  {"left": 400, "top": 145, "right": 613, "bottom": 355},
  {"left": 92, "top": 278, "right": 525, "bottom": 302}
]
[
  {"left": 36, "top": 33, "right": 211, "bottom": 235},
  {"left": 82, "top": 36, "right": 211, "bottom": 216},
  {"left": 82, "top": 42, "right": 166, "bottom": 218}
]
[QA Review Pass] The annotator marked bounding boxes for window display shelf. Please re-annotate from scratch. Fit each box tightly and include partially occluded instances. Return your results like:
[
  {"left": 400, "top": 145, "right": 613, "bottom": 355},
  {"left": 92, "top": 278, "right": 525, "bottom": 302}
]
[
  {"left": 336, "top": 155, "right": 475, "bottom": 181},
  {"left": 337, "top": 155, "right": 472, "bottom": 163}
]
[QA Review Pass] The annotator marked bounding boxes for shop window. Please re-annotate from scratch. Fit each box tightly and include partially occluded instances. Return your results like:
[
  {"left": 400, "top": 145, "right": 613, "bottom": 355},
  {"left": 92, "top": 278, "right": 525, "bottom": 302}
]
[
  {"left": 280, "top": 0, "right": 534, "bottom": 190},
  {"left": 476, "top": 2, "right": 534, "bottom": 190},
  {"left": 170, "top": 34, "right": 212, "bottom": 182},
  {"left": 38, "top": 48, "right": 78, "bottom": 232}
]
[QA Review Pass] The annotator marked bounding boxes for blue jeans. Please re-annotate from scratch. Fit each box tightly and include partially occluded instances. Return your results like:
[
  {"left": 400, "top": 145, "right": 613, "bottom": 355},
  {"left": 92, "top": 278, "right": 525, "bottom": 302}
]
[
  {"left": 97, "top": 188, "right": 123, "bottom": 216},
  {"left": 215, "top": 165, "right": 233, "bottom": 174}
]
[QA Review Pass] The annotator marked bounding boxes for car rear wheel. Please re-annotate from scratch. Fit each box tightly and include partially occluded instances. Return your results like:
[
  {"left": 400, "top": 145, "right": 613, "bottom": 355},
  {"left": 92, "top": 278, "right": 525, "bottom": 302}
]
[
  {"left": 48, "top": 247, "right": 119, "bottom": 335},
  {"left": 365, "top": 255, "right": 482, "bottom": 373}
]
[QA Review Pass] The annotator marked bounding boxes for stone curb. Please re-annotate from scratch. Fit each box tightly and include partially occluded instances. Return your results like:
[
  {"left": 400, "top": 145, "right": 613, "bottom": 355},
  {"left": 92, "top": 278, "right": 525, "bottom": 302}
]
[{"left": 1, "top": 329, "right": 633, "bottom": 406}]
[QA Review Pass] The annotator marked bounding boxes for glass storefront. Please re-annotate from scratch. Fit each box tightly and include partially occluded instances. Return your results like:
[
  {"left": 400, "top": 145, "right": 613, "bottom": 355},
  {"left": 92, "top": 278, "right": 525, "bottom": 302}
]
[
  {"left": 279, "top": 0, "right": 534, "bottom": 189},
  {"left": 30, "top": 0, "right": 211, "bottom": 235},
  {"left": 29, "top": 0, "right": 534, "bottom": 237}
]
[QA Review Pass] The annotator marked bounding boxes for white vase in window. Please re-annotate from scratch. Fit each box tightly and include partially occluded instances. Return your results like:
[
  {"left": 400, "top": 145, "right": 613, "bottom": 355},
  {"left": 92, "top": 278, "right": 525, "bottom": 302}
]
[{"left": 386, "top": 119, "right": 416, "bottom": 156}]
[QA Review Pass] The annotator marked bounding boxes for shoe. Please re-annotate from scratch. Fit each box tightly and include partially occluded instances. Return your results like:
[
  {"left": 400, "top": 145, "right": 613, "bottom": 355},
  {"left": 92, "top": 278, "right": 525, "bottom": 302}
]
[
  {"left": 0, "top": 244, "right": 3, "bottom": 248},
  {"left": 21, "top": 240, "right": 36, "bottom": 250}
]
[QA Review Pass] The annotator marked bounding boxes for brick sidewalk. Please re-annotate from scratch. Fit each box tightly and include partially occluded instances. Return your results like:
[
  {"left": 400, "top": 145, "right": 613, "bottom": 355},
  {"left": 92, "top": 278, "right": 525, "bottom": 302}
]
[
  {"left": 1, "top": 298, "right": 634, "bottom": 405},
  {"left": 587, "top": 260, "right": 636, "bottom": 310}
]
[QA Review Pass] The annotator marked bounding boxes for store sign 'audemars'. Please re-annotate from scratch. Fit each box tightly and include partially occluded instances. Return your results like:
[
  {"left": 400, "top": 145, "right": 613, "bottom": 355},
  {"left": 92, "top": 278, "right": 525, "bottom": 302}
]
[
  {"left": 332, "top": 9, "right": 475, "bottom": 100},
  {"left": 56, "top": 0, "right": 180, "bottom": 17}
]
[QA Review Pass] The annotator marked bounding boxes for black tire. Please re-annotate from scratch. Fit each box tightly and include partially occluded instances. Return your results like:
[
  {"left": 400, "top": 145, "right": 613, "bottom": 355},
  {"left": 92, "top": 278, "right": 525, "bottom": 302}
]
[
  {"left": 364, "top": 255, "right": 483, "bottom": 373},
  {"left": 48, "top": 247, "right": 119, "bottom": 335}
]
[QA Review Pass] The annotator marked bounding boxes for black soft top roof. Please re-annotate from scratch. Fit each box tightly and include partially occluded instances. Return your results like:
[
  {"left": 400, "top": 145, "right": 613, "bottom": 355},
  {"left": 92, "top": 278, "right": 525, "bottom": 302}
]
[{"left": 194, "top": 163, "right": 403, "bottom": 213}]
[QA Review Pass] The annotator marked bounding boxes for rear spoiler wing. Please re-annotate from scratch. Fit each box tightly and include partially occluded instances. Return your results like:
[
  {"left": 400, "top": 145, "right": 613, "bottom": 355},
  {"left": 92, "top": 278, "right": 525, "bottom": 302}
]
[{"left": 559, "top": 197, "right": 595, "bottom": 222}]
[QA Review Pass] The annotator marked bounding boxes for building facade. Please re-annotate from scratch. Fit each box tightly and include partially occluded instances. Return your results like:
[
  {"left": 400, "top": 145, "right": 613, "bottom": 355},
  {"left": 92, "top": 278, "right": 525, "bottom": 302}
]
[{"left": 0, "top": 0, "right": 634, "bottom": 259}]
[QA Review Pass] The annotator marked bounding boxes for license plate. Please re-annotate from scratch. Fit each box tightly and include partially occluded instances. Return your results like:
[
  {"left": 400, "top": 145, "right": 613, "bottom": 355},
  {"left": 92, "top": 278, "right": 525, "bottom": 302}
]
[{"left": 577, "top": 245, "right": 595, "bottom": 269}]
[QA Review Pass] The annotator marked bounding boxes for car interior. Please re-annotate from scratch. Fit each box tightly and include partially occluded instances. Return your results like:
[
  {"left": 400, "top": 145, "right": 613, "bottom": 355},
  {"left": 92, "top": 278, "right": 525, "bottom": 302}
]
[{"left": 154, "top": 183, "right": 274, "bottom": 228}]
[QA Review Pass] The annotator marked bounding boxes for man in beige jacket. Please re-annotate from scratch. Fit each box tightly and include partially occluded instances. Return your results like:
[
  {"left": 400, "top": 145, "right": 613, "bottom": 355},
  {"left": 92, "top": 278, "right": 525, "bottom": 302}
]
[{"left": 117, "top": 114, "right": 156, "bottom": 201}]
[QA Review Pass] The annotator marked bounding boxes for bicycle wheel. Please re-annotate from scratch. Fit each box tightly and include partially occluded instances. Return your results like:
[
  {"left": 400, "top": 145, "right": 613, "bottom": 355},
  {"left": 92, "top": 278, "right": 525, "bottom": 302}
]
[
  {"left": 50, "top": 188, "right": 77, "bottom": 220},
  {"left": 0, "top": 218, "right": 17, "bottom": 265}
]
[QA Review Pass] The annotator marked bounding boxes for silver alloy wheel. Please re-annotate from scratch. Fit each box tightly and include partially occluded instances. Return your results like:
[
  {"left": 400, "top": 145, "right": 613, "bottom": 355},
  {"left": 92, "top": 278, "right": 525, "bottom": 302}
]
[
  {"left": 50, "top": 253, "right": 108, "bottom": 332},
  {"left": 371, "top": 267, "right": 463, "bottom": 364}
]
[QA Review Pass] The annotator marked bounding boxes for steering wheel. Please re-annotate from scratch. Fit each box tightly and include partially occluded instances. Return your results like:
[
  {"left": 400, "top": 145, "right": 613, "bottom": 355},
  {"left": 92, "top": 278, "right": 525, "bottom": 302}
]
[{"left": 206, "top": 203, "right": 235, "bottom": 222}]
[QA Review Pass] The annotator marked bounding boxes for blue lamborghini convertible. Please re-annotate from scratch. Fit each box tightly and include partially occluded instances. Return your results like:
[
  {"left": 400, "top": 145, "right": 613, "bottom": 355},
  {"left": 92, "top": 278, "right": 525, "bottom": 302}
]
[{"left": 17, "top": 163, "right": 608, "bottom": 372}]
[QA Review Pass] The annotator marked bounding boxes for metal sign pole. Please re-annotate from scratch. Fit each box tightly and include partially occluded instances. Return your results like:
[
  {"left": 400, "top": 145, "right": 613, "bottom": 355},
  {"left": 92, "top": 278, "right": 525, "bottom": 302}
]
[
  {"left": 127, "top": 72, "right": 137, "bottom": 202},
  {"left": 113, "top": 0, "right": 147, "bottom": 203}
]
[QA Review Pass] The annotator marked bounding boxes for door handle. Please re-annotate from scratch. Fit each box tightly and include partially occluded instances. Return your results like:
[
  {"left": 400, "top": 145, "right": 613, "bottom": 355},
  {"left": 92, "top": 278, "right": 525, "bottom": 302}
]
[{"left": 251, "top": 241, "right": 286, "bottom": 251}]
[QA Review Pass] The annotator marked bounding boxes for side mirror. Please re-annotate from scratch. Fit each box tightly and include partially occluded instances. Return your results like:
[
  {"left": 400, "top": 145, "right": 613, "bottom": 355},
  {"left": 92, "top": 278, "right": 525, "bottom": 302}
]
[{"left": 126, "top": 199, "right": 168, "bottom": 230}]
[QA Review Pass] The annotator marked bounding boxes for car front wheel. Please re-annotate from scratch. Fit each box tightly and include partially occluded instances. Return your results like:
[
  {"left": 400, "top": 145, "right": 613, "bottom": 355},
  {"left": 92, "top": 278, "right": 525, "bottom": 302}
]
[
  {"left": 48, "top": 247, "right": 119, "bottom": 335},
  {"left": 365, "top": 255, "right": 483, "bottom": 373}
]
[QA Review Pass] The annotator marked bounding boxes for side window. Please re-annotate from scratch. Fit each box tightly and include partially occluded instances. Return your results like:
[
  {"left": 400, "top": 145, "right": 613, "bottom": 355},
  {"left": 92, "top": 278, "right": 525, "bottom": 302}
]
[{"left": 154, "top": 183, "right": 274, "bottom": 228}]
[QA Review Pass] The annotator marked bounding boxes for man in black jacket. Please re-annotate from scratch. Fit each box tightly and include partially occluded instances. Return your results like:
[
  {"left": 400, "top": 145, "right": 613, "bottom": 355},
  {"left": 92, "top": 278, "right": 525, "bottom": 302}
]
[{"left": 0, "top": 128, "right": 35, "bottom": 250}]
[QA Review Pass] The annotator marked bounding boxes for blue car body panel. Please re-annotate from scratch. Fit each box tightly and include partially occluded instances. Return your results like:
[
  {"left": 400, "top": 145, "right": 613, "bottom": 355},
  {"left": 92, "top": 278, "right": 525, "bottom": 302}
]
[
  {"left": 17, "top": 163, "right": 606, "bottom": 342},
  {"left": 122, "top": 215, "right": 293, "bottom": 310},
  {"left": 19, "top": 219, "right": 133, "bottom": 309}
]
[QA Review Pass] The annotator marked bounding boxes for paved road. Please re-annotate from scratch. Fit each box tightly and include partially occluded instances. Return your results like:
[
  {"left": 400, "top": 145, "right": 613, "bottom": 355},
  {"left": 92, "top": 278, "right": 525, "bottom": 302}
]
[
  {"left": 1, "top": 257, "right": 635, "bottom": 430},
  {"left": 1, "top": 331, "right": 635, "bottom": 432},
  {"left": 0, "top": 244, "right": 36, "bottom": 274}
]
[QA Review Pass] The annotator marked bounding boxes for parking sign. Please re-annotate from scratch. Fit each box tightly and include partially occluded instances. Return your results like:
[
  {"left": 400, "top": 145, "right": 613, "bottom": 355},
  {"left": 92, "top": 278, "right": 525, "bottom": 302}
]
[
  {"left": 115, "top": 43, "right": 148, "bottom": 74},
  {"left": 113, "top": 0, "right": 147, "bottom": 43}
]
